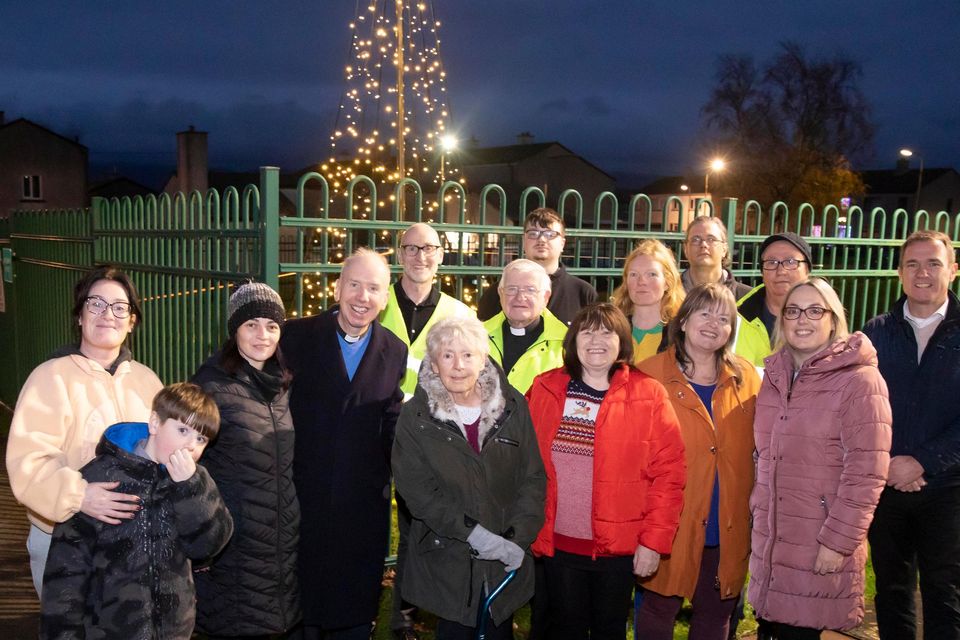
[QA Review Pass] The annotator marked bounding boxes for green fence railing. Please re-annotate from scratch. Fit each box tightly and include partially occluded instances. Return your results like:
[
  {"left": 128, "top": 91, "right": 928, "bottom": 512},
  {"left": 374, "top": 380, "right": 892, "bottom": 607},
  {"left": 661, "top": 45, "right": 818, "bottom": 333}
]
[{"left": 2, "top": 168, "right": 958, "bottom": 407}]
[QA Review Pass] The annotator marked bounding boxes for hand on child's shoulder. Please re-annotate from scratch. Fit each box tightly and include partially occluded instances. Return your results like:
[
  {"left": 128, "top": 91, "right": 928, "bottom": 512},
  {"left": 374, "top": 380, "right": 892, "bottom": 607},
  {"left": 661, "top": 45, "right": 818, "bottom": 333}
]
[{"left": 167, "top": 448, "right": 197, "bottom": 483}]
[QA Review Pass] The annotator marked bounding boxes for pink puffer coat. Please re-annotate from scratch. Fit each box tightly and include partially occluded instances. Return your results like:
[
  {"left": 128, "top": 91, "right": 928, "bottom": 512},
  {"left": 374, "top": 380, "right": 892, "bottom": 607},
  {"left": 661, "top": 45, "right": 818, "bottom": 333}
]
[{"left": 748, "top": 332, "right": 891, "bottom": 630}]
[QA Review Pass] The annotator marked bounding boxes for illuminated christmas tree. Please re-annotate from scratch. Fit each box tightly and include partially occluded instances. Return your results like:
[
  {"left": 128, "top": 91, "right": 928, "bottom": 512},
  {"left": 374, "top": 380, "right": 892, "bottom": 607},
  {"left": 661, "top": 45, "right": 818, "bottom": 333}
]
[{"left": 321, "top": 0, "right": 461, "bottom": 217}]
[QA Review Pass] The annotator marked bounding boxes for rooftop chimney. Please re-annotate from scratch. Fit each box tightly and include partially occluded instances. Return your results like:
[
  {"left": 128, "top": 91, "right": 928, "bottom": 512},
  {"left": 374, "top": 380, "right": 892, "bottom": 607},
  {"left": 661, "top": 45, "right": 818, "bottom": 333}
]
[
  {"left": 176, "top": 125, "right": 208, "bottom": 194},
  {"left": 516, "top": 131, "right": 534, "bottom": 145}
]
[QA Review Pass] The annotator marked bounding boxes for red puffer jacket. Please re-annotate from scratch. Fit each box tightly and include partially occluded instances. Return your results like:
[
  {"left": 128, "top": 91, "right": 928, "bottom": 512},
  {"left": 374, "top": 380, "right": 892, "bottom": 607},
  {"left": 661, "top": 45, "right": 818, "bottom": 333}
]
[
  {"left": 748, "top": 333, "right": 891, "bottom": 630},
  {"left": 527, "top": 364, "right": 686, "bottom": 558}
]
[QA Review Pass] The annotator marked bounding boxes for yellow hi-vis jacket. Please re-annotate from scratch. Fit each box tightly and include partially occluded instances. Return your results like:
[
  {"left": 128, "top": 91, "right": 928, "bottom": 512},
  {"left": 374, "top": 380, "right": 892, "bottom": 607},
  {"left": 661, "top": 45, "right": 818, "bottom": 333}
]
[
  {"left": 485, "top": 309, "right": 568, "bottom": 394},
  {"left": 379, "top": 286, "right": 475, "bottom": 400}
]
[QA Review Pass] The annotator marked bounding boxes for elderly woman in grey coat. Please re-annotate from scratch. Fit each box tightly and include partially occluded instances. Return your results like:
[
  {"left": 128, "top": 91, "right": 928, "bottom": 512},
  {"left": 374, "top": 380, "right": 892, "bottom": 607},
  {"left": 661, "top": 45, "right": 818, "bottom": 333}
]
[{"left": 392, "top": 316, "right": 546, "bottom": 640}]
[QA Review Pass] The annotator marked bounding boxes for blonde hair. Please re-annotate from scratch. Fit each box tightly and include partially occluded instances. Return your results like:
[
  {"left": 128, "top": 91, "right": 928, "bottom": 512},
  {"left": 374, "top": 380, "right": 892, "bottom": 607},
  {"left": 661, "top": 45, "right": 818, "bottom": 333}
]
[
  {"left": 612, "top": 239, "right": 684, "bottom": 323},
  {"left": 772, "top": 277, "right": 849, "bottom": 353}
]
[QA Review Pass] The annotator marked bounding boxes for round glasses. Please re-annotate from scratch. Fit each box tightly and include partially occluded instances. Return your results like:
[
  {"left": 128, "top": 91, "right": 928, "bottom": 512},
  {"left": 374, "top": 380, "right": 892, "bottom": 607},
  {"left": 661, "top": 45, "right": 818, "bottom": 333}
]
[{"left": 85, "top": 296, "right": 132, "bottom": 319}]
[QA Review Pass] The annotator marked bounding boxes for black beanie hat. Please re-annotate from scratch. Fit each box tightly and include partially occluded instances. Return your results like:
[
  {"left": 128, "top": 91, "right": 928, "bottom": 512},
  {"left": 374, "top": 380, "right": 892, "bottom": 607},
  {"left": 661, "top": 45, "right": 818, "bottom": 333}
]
[
  {"left": 227, "top": 282, "right": 285, "bottom": 336},
  {"left": 758, "top": 232, "right": 813, "bottom": 266}
]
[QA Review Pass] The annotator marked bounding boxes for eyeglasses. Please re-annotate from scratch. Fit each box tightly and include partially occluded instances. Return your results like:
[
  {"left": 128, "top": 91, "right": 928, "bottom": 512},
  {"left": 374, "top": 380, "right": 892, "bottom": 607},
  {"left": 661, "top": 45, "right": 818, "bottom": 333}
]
[
  {"left": 761, "top": 258, "right": 808, "bottom": 271},
  {"left": 502, "top": 285, "right": 541, "bottom": 298},
  {"left": 85, "top": 296, "right": 133, "bottom": 319},
  {"left": 524, "top": 229, "right": 562, "bottom": 241},
  {"left": 687, "top": 235, "right": 722, "bottom": 246},
  {"left": 400, "top": 244, "right": 441, "bottom": 257},
  {"left": 782, "top": 305, "right": 830, "bottom": 321}
]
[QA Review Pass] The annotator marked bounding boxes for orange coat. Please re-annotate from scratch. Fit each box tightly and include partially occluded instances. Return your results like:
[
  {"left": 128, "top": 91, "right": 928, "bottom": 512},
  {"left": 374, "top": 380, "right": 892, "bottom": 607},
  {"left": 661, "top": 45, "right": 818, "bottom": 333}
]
[
  {"left": 638, "top": 350, "right": 760, "bottom": 600},
  {"left": 527, "top": 364, "right": 686, "bottom": 558}
]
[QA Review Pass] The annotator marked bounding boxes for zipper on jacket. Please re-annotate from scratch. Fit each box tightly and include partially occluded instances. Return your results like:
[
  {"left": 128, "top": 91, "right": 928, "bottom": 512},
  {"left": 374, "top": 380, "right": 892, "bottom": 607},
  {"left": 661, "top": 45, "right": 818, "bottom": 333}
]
[
  {"left": 268, "top": 401, "right": 288, "bottom": 630},
  {"left": 820, "top": 495, "right": 829, "bottom": 518}
]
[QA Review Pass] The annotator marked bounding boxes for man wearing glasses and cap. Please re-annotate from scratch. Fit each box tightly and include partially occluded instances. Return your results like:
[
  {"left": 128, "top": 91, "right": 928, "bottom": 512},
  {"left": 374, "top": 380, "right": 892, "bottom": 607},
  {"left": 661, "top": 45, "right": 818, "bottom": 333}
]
[
  {"left": 734, "top": 232, "right": 813, "bottom": 367},
  {"left": 478, "top": 208, "right": 597, "bottom": 325}
]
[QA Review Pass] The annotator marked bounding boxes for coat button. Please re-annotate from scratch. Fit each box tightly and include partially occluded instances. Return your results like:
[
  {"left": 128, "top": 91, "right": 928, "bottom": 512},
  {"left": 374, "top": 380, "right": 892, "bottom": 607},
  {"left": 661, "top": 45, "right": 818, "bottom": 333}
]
[
  {"left": 709, "top": 446, "right": 717, "bottom": 454},
  {"left": 677, "top": 391, "right": 685, "bottom": 399},
  {"left": 701, "top": 519, "right": 708, "bottom": 526}
]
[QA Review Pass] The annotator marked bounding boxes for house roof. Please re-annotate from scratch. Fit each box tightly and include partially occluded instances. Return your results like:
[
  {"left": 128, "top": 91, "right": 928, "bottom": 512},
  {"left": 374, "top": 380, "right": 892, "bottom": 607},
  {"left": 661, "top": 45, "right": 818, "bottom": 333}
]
[
  {"left": 0, "top": 117, "right": 88, "bottom": 151},
  {"left": 860, "top": 168, "right": 956, "bottom": 195},
  {"left": 638, "top": 175, "right": 703, "bottom": 194},
  {"left": 457, "top": 141, "right": 615, "bottom": 181},
  {"left": 88, "top": 176, "right": 155, "bottom": 198}
]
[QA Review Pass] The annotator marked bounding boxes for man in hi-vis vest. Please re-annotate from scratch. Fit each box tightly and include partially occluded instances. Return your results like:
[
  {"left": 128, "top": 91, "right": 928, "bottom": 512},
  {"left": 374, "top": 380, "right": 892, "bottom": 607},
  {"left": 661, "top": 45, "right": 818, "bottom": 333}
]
[
  {"left": 380, "top": 222, "right": 474, "bottom": 640},
  {"left": 380, "top": 222, "right": 475, "bottom": 401}
]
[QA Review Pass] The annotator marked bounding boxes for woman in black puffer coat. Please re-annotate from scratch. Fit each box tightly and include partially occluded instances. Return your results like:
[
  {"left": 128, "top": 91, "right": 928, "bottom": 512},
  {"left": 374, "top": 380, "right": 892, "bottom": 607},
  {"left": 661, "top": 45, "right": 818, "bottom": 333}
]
[{"left": 191, "top": 282, "right": 301, "bottom": 638}]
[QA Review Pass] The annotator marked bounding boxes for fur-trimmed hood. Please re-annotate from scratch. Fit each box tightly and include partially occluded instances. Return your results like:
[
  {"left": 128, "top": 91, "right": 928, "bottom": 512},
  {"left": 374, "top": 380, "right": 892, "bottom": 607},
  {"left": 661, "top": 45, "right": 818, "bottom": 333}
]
[{"left": 416, "top": 354, "right": 507, "bottom": 450}]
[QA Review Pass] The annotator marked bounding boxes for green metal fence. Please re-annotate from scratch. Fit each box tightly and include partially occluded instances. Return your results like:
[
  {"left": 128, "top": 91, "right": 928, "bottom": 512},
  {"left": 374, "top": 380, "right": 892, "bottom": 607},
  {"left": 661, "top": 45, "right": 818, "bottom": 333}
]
[{"left": 1, "top": 167, "right": 958, "bottom": 408}]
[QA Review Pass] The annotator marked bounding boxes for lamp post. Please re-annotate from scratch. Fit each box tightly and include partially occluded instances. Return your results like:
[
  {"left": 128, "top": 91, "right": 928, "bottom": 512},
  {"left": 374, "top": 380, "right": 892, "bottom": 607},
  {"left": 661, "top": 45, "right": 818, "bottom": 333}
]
[
  {"left": 440, "top": 134, "right": 457, "bottom": 182},
  {"left": 705, "top": 158, "right": 726, "bottom": 196},
  {"left": 900, "top": 148, "right": 924, "bottom": 213}
]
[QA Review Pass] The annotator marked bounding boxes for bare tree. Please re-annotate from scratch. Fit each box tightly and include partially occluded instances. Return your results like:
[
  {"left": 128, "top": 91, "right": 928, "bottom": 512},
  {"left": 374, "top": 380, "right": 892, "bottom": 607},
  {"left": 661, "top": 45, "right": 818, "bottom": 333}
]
[{"left": 702, "top": 42, "right": 873, "bottom": 211}]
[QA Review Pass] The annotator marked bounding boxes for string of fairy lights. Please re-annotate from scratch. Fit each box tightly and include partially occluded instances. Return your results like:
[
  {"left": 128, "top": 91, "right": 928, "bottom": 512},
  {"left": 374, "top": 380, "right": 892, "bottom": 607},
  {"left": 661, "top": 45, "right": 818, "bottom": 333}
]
[{"left": 295, "top": 0, "right": 486, "bottom": 317}]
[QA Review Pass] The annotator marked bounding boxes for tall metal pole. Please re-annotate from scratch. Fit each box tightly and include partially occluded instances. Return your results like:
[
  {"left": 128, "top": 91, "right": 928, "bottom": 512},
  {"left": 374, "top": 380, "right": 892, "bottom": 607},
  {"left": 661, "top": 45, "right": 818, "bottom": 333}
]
[
  {"left": 914, "top": 156, "right": 924, "bottom": 213},
  {"left": 395, "top": 0, "right": 405, "bottom": 182}
]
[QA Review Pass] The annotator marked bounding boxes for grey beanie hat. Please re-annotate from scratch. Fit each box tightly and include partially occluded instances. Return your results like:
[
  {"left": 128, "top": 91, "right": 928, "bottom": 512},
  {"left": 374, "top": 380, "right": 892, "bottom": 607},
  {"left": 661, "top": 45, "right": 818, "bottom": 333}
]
[{"left": 227, "top": 282, "right": 285, "bottom": 336}]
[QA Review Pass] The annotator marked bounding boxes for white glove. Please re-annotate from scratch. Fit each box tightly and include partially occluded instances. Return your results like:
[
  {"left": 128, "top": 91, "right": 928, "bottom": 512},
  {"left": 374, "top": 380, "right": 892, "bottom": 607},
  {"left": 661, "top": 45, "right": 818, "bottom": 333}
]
[{"left": 468, "top": 524, "right": 525, "bottom": 571}]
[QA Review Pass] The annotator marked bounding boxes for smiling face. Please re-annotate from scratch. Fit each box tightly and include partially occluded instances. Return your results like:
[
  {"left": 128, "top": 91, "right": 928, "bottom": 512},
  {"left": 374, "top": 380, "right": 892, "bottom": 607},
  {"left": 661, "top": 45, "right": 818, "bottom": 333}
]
[
  {"left": 147, "top": 414, "right": 210, "bottom": 464},
  {"left": 235, "top": 317, "right": 281, "bottom": 370},
  {"left": 499, "top": 267, "right": 550, "bottom": 328},
  {"left": 431, "top": 337, "right": 484, "bottom": 404},
  {"left": 681, "top": 303, "right": 733, "bottom": 355},
  {"left": 899, "top": 239, "right": 958, "bottom": 316},
  {"left": 79, "top": 279, "right": 136, "bottom": 354},
  {"left": 626, "top": 254, "right": 667, "bottom": 310},
  {"left": 761, "top": 240, "right": 810, "bottom": 301},
  {"left": 398, "top": 223, "right": 443, "bottom": 285},
  {"left": 575, "top": 323, "right": 620, "bottom": 376},
  {"left": 782, "top": 285, "right": 834, "bottom": 364},
  {"left": 334, "top": 253, "right": 390, "bottom": 335},
  {"left": 684, "top": 218, "right": 727, "bottom": 269}
]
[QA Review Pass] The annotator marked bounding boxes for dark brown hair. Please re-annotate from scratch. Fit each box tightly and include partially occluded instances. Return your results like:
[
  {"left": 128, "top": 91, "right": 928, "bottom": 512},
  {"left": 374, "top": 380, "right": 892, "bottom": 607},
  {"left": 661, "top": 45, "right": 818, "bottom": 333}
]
[
  {"left": 152, "top": 382, "right": 221, "bottom": 440},
  {"left": 524, "top": 207, "right": 565, "bottom": 233},
  {"left": 562, "top": 302, "right": 634, "bottom": 381},
  {"left": 72, "top": 265, "right": 144, "bottom": 337},
  {"left": 667, "top": 283, "right": 743, "bottom": 386}
]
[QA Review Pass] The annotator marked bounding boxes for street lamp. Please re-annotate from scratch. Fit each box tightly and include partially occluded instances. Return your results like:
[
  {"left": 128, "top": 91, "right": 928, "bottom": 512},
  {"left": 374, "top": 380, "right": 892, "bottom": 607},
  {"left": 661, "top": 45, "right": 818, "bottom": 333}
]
[
  {"left": 899, "top": 148, "right": 924, "bottom": 213},
  {"left": 705, "top": 158, "right": 726, "bottom": 196},
  {"left": 440, "top": 134, "right": 458, "bottom": 181}
]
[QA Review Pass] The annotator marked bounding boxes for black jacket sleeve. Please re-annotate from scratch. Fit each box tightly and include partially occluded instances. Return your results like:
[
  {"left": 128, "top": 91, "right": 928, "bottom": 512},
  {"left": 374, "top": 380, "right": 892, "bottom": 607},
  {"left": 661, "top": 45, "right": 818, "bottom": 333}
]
[
  {"left": 40, "top": 516, "right": 98, "bottom": 639},
  {"left": 170, "top": 466, "right": 234, "bottom": 561}
]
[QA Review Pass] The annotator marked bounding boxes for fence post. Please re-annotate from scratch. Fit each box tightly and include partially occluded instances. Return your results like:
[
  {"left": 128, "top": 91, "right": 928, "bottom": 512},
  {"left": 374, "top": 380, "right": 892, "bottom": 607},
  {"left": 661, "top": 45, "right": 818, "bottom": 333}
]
[
  {"left": 722, "top": 197, "right": 738, "bottom": 259},
  {"left": 260, "top": 166, "right": 280, "bottom": 290}
]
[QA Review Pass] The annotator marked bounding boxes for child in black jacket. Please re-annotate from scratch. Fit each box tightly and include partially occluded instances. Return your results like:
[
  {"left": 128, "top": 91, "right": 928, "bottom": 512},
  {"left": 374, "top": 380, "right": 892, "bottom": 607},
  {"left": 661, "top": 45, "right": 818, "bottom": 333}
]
[{"left": 40, "top": 382, "right": 234, "bottom": 640}]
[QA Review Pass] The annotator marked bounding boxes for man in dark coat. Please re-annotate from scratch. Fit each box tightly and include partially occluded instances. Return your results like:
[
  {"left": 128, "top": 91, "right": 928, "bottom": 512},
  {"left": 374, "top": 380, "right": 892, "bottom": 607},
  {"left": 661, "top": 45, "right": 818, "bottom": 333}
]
[
  {"left": 282, "top": 248, "right": 407, "bottom": 639},
  {"left": 863, "top": 230, "right": 960, "bottom": 639}
]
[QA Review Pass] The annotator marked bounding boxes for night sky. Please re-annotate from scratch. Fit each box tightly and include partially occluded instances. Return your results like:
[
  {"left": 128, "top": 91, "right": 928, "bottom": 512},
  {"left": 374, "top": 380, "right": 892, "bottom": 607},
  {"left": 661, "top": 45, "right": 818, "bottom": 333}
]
[{"left": 3, "top": 1, "right": 957, "bottom": 188}]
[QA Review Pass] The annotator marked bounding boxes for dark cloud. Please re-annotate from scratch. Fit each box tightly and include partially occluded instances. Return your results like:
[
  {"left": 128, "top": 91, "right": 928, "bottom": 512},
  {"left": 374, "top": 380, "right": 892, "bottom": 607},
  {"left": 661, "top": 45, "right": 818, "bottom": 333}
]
[{"left": 1, "top": 0, "right": 957, "bottom": 180}]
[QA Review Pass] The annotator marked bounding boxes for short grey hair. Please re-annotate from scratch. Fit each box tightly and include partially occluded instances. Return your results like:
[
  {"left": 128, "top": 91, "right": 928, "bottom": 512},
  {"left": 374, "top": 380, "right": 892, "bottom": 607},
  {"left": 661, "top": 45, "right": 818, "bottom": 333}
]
[
  {"left": 498, "top": 259, "right": 551, "bottom": 292},
  {"left": 426, "top": 316, "right": 490, "bottom": 361}
]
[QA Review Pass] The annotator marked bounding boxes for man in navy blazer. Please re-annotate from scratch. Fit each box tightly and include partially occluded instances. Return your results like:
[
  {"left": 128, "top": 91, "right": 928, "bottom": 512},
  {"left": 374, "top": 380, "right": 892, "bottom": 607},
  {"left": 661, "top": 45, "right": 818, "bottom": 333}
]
[{"left": 282, "top": 248, "right": 407, "bottom": 639}]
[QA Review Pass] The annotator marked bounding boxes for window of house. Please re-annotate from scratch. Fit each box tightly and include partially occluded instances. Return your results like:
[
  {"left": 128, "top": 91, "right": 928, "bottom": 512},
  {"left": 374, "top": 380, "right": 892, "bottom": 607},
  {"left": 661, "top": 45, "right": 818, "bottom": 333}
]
[{"left": 22, "top": 175, "right": 42, "bottom": 200}]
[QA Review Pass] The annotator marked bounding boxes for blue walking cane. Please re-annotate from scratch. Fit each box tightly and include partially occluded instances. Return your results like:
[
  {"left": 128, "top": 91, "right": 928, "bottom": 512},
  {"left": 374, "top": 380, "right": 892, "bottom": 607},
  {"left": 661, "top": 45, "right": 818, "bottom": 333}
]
[{"left": 476, "top": 569, "right": 517, "bottom": 640}]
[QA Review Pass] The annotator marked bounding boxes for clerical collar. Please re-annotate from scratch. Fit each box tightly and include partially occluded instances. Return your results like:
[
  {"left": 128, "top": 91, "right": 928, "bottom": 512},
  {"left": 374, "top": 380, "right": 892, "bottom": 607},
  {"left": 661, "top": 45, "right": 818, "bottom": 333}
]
[
  {"left": 509, "top": 324, "right": 528, "bottom": 336},
  {"left": 334, "top": 311, "right": 367, "bottom": 342}
]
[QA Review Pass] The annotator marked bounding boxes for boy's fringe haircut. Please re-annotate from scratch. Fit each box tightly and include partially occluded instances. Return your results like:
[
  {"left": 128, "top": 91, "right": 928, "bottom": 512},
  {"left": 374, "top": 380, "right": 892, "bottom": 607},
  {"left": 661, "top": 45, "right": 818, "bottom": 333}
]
[{"left": 152, "top": 382, "right": 221, "bottom": 439}]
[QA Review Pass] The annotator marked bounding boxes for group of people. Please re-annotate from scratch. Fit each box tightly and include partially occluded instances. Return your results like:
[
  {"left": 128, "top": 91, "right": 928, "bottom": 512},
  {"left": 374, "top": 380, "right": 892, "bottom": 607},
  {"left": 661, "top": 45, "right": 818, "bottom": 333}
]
[{"left": 3, "top": 206, "right": 957, "bottom": 640}]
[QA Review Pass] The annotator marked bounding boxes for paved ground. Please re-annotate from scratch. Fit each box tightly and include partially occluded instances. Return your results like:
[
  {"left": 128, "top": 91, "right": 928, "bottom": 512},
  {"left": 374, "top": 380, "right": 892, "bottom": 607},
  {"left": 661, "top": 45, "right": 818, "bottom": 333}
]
[{"left": 0, "top": 436, "right": 41, "bottom": 638}]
